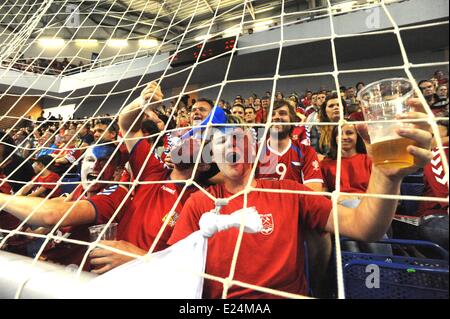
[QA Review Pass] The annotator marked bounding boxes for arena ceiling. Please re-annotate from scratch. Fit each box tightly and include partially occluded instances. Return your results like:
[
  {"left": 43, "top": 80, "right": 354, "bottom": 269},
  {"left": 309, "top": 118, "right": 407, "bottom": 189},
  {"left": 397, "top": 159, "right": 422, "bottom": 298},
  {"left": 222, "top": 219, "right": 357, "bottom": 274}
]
[{"left": 0, "top": 0, "right": 373, "bottom": 42}]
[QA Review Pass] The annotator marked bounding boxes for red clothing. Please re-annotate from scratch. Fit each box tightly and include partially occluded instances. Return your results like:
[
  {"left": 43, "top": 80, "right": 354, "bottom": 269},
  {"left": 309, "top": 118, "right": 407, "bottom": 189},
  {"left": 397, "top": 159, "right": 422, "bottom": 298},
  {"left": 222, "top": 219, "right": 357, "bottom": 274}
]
[
  {"left": 301, "top": 98, "right": 311, "bottom": 107},
  {"left": 32, "top": 171, "right": 61, "bottom": 198},
  {"left": 52, "top": 145, "right": 81, "bottom": 165},
  {"left": 257, "top": 138, "right": 323, "bottom": 185},
  {"left": 168, "top": 179, "right": 332, "bottom": 299},
  {"left": 0, "top": 174, "right": 12, "bottom": 194},
  {"left": 304, "top": 106, "right": 316, "bottom": 118},
  {"left": 291, "top": 125, "right": 309, "bottom": 145},
  {"left": 320, "top": 154, "right": 372, "bottom": 193},
  {"left": 417, "top": 146, "right": 449, "bottom": 216},
  {"left": 295, "top": 107, "right": 306, "bottom": 116},
  {"left": 255, "top": 108, "right": 267, "bottom": 124},
  {"left": 89, "top": 140, "right": 196, "bottom": 252}
]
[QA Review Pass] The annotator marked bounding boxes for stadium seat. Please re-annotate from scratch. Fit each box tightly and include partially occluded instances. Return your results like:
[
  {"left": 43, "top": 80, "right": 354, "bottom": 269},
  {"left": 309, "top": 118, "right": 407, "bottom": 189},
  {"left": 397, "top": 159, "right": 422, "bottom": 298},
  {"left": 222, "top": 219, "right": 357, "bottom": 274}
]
[
  {"left": 398, "top": 170, "right": 425, "bottom": 214},
  {"left": 336, "top": 238, "right": 449, "bottom": 299},
  {"left": 60, "top": 174, "right": 80, "bottom": 195}
]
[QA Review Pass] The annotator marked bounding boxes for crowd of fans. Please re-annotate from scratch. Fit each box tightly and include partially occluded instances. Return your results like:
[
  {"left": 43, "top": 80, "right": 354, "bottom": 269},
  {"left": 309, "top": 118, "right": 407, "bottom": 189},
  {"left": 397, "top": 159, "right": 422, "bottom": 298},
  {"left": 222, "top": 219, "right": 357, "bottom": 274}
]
[
  {"left": 1, "top": 57, "right": 86, "bottom": 75},
  {"left": 0, "top": 70, "right": 448, "bottom": 298}
]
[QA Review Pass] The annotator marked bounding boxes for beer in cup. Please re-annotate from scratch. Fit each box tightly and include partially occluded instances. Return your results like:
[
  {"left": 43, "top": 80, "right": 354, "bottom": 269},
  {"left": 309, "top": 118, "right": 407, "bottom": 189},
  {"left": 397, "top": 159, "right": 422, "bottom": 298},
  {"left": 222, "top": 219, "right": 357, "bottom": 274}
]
[
  {"left": 88, "top": 223, "right": 118, "bottom": 242},
  {"left": 357, "top": 78, "right": 418, "bottom": 169}
]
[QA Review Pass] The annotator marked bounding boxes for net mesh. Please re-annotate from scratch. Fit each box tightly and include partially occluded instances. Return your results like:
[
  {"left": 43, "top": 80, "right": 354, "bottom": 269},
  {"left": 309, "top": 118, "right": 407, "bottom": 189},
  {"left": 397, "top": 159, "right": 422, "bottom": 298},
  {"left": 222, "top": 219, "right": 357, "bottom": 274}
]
[{"left": 0, "top": 0, "right": 448, "bottom": 299}]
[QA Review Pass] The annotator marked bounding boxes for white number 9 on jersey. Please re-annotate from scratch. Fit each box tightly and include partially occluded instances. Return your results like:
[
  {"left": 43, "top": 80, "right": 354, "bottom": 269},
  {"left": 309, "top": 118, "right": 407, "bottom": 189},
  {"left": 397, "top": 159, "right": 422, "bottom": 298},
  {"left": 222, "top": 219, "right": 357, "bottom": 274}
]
[{"left": 275, "top": 163, "right": 287, "bottom": 180}]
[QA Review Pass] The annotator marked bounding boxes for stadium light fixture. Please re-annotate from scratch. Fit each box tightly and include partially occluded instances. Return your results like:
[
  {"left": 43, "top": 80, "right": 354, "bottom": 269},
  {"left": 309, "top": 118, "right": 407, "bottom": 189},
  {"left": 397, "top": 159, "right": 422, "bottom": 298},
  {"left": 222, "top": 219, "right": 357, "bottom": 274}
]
[
  {"left": 37, "top": 37, "right": 65, "bottom": 48},
  {"left": 222, "top": 26, "right": 242, "bottom": 38},
  {"left": 194, "top": 34, "right": 213, "bottom": 42},
  {"left": 253, "top": 19, "right": 273, "bottom": 32},
  {"left": 139, "top": 39, "right": 159, "bottom": 48},
  {"left": 75, "top": 39, "right": 98, "bottom": 47},
  {"left": 107, "top": 39, "right": 128, "bottom": 48}
]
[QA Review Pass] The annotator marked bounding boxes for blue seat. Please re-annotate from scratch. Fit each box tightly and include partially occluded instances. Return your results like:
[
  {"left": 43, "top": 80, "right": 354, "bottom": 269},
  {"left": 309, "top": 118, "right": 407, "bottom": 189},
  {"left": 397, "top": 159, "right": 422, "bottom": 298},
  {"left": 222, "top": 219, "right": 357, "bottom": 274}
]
[
  {"left": 60, "top": 174, "right": 80, "bottom": 195},
  {"left": 398, "top": 170, "right": 425, "bottom": 214},
  {"left": 337, "top": 238, "right": 449, "bottom": 299}
]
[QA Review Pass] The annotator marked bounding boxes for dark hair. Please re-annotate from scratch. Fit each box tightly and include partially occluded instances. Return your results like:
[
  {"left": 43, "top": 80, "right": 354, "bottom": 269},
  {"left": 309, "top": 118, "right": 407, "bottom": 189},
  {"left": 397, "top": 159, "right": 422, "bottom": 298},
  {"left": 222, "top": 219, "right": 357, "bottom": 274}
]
[
  {"left": 232, "top": 104, "right": 245, "bottom": 111},
  {"left": 195, "top": 98, "right": 214, "bottom": 109},
  {"left": 0, "top": 132, "right": 16, "bottom": 160},
  {"left": 35, "top": 155, "right": 54, "bottom": 169},
  {"left": 355, "top": 82, "right": 365, "bottom": 90},
  {"left": 141, "top": 118, "right": 163, "bottom": 147},
  {"left": 94, "top": 118, "right": 119, "bottom": 133},
  {"left": 319, "top": 93, "right": 347, "bottom": 123},
  {"left": 328, "top": 125, "right": 367, "bottom": 160},
  {"left": 418, "top": 79, "right": 432, "bottom": 90},
  {"left": 244, "top": 106, "right": 256, "bottom": 113}
]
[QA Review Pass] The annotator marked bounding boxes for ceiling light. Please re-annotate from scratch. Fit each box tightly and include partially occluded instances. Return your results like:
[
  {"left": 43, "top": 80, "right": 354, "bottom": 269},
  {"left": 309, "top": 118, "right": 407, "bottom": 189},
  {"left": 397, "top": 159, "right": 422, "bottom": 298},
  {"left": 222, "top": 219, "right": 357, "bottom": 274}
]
[
  {"left": 38, "top": 37, "right": 65, "bottom": 48},
  {"left": 194, "top": 34, "right": 213, "bottom": 42},
  {"left": 222, "top": 26, "right": 242, "bottom": 38},
  {"left": 139, "top": 39, "right": 159, "bottom": 48}
]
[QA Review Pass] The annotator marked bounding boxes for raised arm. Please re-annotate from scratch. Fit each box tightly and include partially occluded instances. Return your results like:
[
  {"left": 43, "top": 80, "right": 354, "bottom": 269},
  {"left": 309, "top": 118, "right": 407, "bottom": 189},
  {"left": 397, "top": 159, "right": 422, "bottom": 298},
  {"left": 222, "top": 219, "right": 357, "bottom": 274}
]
[
  {"left": 119, "top": 81, "right": 164, "bottom": 152},
  {"left": 325, "top": 111, "right": 433, "bottom": 241},
  {"left": 0, "top": 193, "right": 95, "bottom": 227}
]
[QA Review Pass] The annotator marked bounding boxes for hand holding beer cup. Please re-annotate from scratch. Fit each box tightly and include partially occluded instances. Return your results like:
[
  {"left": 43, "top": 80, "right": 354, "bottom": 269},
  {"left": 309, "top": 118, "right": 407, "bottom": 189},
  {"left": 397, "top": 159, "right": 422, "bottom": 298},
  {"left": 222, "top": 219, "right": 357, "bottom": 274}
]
[{"left": 357, "top": 78, "right": 432, "bottom": 178}]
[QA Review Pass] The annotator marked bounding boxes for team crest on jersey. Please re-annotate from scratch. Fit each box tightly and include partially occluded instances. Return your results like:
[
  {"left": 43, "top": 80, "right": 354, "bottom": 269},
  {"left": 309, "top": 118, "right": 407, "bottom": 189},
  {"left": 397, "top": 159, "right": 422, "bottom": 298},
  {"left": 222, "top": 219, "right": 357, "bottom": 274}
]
[
  {"left": 259, "top": 214, "right": 274, "bottom": 235},
  {"left": 162, "top": 212, "right": 180, "bottom": 227},
  {"left": 312, "top": 160, "right": 320, "bottom": 171}
]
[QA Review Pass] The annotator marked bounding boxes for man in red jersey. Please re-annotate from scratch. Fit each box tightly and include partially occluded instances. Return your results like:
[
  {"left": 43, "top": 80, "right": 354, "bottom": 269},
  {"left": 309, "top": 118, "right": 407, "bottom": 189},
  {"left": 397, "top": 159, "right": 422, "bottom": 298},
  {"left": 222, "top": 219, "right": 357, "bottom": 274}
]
[
  {"left": 168, "top": 98, "right": 433, "bottom": 299},
  {"left": 257, "top": 100, "right": 323, "bottom": 191},
  {"left": 0, "top": 142, "right": 124, "bottom": 263}
]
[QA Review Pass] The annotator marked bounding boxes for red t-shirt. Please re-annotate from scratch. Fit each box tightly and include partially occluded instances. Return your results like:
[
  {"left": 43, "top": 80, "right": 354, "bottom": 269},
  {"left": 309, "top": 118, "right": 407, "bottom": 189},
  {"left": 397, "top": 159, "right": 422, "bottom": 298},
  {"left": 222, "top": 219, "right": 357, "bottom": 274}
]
[
  {"left": 291, "top": 125, "right": 310, "bottom": 145},
  {"left": 33, "top": 171, "right": 61, "bottom": 198},
  {"left": 168, "top": 179, "right": 332, "bottom": 299},
  {"left": 417, "top": 146, "right": 449, "bottom": 216},
  {"left": 320, "top": 154, "right": 372, "bottom": 193},
  {"left": 255, "top": 108, "right": 267, "bottom": 124},
  {"left": 301, "top": 98, "right": 312, "bottom": 107},
  {"left": 257, "top": 138, "right": 323, "bottom": 185},
  {"left": 89, "top": 139, "right": 196, "bottom": 252}
]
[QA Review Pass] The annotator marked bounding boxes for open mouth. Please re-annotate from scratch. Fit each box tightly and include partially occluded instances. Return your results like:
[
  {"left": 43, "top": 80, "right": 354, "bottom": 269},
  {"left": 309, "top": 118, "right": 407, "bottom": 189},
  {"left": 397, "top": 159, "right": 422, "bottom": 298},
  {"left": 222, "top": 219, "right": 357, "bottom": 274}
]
[
  {"left": 86, "top": 173, "right": 99, "bottom": 181},
  {"left": 225, "top": 151, "right": 241, "bottom": 164}
]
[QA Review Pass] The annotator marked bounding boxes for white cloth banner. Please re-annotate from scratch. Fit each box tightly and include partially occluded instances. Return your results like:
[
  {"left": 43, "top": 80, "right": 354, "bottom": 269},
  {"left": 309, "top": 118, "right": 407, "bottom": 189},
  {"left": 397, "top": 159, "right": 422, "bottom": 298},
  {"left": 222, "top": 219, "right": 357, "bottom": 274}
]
[{"left": 71, "top": 207, "right": 262, "bottom": 299}]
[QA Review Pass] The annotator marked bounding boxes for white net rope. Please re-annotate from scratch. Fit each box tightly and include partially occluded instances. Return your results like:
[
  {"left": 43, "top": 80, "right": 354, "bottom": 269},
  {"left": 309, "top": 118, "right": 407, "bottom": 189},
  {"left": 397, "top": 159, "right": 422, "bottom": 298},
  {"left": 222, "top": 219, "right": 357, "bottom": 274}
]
[{"left": 0, "top": 0, "right": 448, "bottom": 299}]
